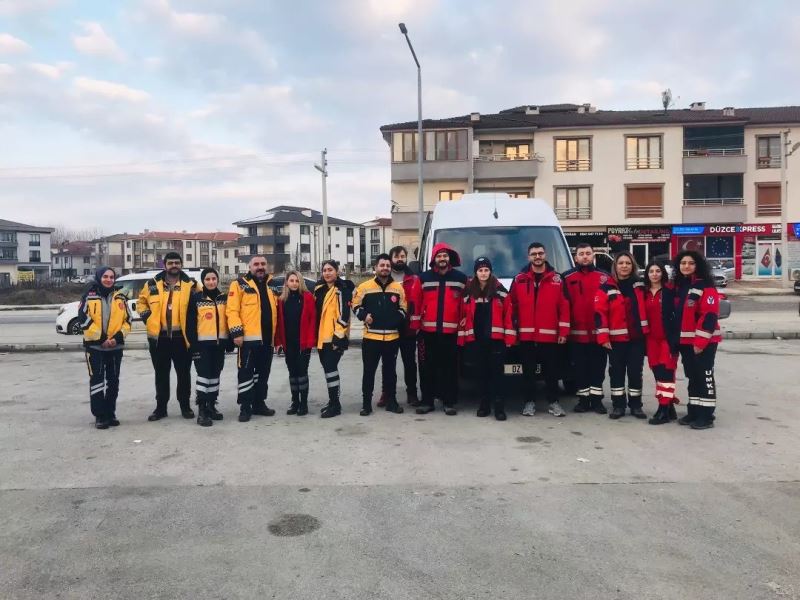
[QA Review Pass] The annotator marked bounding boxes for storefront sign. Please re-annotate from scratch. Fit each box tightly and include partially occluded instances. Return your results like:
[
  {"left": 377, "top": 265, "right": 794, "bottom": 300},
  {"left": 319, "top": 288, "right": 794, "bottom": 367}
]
[
  {"left": 607, "top": 226, "right": 671, "bottom": 242},
  {"left": 672, "top": 225, "right": 706, "bottom": 235},
  {"left": 672, "top": 224, "right": 783, "bottom": 236},
  {"left": 792, "top": 224, "right": 800, "bottom": 239}
]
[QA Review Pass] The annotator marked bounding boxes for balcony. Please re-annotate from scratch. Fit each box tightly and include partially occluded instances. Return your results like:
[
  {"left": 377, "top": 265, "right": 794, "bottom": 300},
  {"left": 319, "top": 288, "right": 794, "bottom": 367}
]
[
  {"left": 682, "top": 197, "right": 747, "bottom": 223},
  {"left": 391, "top": 160, "right": 470, "bottom": 183},
  {"left": 555, "top": 206, "right": 591, "bottom": 220},
  {"left": 474, "top": 155, "right": 539, "bottom": 181},
  {"left": 682, "top": 148, "right": 747, "bottom": 174},
  {"left": 238, "top": 234, "right": 290, "bottom": 246},
  {"left": 757, "top": 156, "right": 781, "bottom": 169}
]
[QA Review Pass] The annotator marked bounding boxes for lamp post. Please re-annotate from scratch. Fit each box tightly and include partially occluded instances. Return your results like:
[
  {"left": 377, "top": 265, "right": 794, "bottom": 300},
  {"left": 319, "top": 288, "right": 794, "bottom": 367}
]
[
  {"left": 780, "top": 130, "right": 799, "bottom": 288},
  {"left": 314, "top": 148, "right": 328, "bottom": 273},
  {"left": 398, "top": 22, "right": 424, "bottom": 245}
]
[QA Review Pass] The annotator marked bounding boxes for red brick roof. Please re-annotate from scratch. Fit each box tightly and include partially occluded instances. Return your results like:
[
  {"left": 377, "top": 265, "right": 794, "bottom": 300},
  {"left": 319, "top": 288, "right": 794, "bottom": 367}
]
[{"left": 105, "top": 231, "right": 239, "bottom": 242}]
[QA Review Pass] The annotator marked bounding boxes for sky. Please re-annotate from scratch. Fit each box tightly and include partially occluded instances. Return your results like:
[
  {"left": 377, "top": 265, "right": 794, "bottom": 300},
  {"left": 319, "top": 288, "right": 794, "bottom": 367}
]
[{"left": 1, "top": 0, "right": 799, "bottom": 236}]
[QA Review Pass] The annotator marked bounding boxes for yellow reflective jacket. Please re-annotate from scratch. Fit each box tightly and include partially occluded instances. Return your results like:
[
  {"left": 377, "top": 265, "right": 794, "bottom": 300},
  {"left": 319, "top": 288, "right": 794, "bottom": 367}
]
[
  {"left": 226, "top": 273, "right": 278, "bottom": 345},
  {"left": 78, "top": 286, "right": 131, "bottom": 347},
  {"left": 186, "top": 290, "right": 229, "bottom": 347},
  {"left": 314, "top": 278, "right": 355, "bottom": 349},
  {"left": 136, "top": 270, "right": 200, "bottom": 347},
  {"left": 352, "top": 277, "right": 407, "bottom": 342}
]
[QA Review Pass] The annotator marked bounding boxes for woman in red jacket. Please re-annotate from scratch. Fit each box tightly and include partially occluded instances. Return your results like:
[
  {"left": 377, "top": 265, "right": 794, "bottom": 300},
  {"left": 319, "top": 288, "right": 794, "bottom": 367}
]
[
  {"left": 672, "top": 250, "right": 721, "bottom": 430},
  {"left": 458, "top": 257, "right": 515, "bottom": 421},
  {"left": 594, "top": 252, "right": 649, "bottom": 420},
  {"left": 275, "top": 271, "right": 317, "bottom": 416},
  {"left": 642, "top": 260, "right": 679, "bottom": 425}
]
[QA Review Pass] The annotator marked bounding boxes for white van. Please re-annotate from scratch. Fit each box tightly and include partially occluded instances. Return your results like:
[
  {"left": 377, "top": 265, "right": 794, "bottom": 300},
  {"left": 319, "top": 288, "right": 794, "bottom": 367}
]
[{"left": 55, "top": 269, "right": 203, "bottom": 335}]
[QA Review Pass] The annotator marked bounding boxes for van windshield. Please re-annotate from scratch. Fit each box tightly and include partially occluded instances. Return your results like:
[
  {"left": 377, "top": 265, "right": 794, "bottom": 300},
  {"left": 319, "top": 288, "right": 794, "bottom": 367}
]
[{"left": 433, "top": 226, "right": 572, "bottom": 278}]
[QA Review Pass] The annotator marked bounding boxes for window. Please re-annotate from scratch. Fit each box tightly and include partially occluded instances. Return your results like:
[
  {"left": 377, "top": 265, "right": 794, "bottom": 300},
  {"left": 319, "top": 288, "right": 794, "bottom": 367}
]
[
  {"left": 370, "top": 229, "right": 380, "bottom": 242},
  {"left": 30, "top": 250, "right": 41, "bottom": 262},
  {"left": 224, "top": 250, "right": 229, "bottom": 258},
  {"left": 625, "top": 185, "right": 664, "bottom": 218},
  {"left": 300, "top": 225, "right": 310, "bottom": 235},
  {"left": 29, "top": 234, "right": 41, "bottom": 247},
  {"left": 508, "top": 191, "right": 530, "bottom": 198},
  {"left": 335, "top": 227, "right": 340, "bottom": 232},
  {"left": 0, "top": 248, "right": 17, "bottom": 259},
  {"left": 186, "top": 241, "right": 192, "bottom": 248},
  {"left": 186, "top": 253, "right": 193, "bottom": 261},
  {"left": 393, "top": 129, "right": 468, "bottom": 162},
  {"left": 756, "top": 183, "right": 781, "bottom": 216},
  {"left": 248, "top": 226, "right": 258, "bottom": 236},
  {"left": 0, "top": 232, "right": 16, "bottom": 242},
  {"left": 83, "top": 256, "right": 90, "bottom": 264},
  {"left": 555, "top": 138, "right": 591, "bottom": 171},
  {"left": 249, "top": 245, "right": 257, "bottom": 255},
  {"left": 235, "top": 265, "right": 240, "bottom": 274},
  {"left": 505, "top": 143, "right": 530, "bottom": 160},
  {"left": 347, "top": 228, "right": 353, "bottom": 237},
  {"left": 370, "top": 243, "right": 380, "bottom": 256},
  {"left": 126, "top": 241, "right": 131, "bottom": 248},
  {"left": 83, "top": 269, "right": 91, "bottom": 275},
  {"left": 234, "top": 249, "right": 238, "bottom": 257},
  {"left": 439, "top": 190, "right": 464, "bottom": 202},
  {"left": 757, "top": 136, "right": 781, "bottom": 168},
  {"left": 200, "top": 242, "right": 209, "bottom": 250},
  {"left": 335, "top": 244, "right": 340, "bottom": 249},
  {"left": 224, "top": 266, "right": 230, "bottom": 274},
  {"left": 626, "top": 135, "right": 662, "bottom": 169},
  {"left": 126, "top": 255, "right": 132, "bottom": 262},
  {"left": 300, "top": 243, "right": 310, "bottom": 252},
  {"left": 554, "top": 187, "right": 591, "bottom": 219}
]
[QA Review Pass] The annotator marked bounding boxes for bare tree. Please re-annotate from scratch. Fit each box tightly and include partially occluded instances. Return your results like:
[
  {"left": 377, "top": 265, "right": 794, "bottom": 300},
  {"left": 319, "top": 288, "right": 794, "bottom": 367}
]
[{"left": 50, "top": 226, "right": 105, "bottom": 246}]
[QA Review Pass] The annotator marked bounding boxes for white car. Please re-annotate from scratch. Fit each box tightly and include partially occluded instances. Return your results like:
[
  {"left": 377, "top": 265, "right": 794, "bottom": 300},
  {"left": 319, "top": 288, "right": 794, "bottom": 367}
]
[{"left": 56, "top": 269, "right": 204, "bottom": 335}]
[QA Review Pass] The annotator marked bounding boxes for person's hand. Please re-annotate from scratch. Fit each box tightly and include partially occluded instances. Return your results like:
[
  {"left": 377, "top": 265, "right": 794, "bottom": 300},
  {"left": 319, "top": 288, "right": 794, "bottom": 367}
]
[
  {"left": 365, "top": 314, "right": 374, "bottom": 326},
  {"left": 233, "top": 336, "right": 243, "bottom": 347},
  {"left": 100, "top": 339, "right": 112, "bottom": 349},
  {"left": 693, "top": 345, "right": 703, "bottom": 355},
  {"left": 602, "top": 342, "right": 612, "bottom": 350},
  {"left": 557, "top": 336, "right": 567, "bottom": 345}
]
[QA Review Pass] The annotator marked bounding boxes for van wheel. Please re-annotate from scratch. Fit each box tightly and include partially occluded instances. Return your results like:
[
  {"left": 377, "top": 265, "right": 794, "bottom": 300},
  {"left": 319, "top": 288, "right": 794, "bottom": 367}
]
[{"left": 68, "top": 318, "right": 82, "bottom": 336}]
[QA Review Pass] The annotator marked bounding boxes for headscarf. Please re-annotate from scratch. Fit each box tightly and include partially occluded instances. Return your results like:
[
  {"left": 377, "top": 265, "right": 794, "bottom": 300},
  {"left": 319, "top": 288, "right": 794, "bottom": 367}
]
[{"left": 93, "top": 266, "right": 116, "bottom": 297}]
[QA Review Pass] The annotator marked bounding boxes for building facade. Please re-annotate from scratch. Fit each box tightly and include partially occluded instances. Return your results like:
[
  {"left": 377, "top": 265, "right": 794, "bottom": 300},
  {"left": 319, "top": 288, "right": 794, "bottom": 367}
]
[
  {"left": 361, "top": 217, "right": 393, "bottom": 266},
  {"left": 0, "top": 219, "right": 53, "bottom": 285},
  {"left": 233, "top": 205, "right": 365, "bottom": 274},
  {"left": 51, "top": 241, "right": 96, "bottom": 279},
  {"left": 380, "top": 103, "right": 800, "bottom": 280}
]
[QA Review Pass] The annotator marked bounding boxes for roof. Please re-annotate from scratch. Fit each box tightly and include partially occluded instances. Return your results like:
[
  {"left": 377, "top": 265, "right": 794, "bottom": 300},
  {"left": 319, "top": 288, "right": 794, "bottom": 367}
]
[
  {"left": 362, "top": 217, "right": 392, "bottom": 227},
  {"left": 380, "top": 104, "right": 800, "bottom": 134},
  {"left": 100, "top": 231, "right": 239, "bottom": 242},
  {"left": 53, "top": 241, "right": 94, "bottom": 255},
  {"left": 234, "top": 205, "right": 361, "bottom": 227},
  {"left": 0, "top": 218, "right": 54, "bottom": 233}
]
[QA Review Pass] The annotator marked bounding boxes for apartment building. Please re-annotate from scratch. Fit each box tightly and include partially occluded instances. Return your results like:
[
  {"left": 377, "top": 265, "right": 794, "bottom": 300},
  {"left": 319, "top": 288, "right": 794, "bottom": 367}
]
[
  {"left": 51, "top": 241, "right": 96, "bottom": 279},
  {"left": 0, "top": 219, "right": 53, "bottom": 285},
  {"left": 361, "top": 217, "right": 393, "bottom": 266},
  {"left": 233, "top": 205, "right": 365, "bottom": 274},
  {"left": 95, "top": 231, "right": 240, "bottom": 274},
  {"left": 215, "top": 240, "right": 247, "bottom": 278},
  {"left": 380, "top": 103, "right": 800, "bottom": 280}
]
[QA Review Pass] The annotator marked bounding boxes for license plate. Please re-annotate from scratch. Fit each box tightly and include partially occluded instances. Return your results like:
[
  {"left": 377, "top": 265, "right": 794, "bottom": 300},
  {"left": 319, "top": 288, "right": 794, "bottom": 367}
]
[{"left": 504, "top": 364, "right": 523, "bottom": 375}]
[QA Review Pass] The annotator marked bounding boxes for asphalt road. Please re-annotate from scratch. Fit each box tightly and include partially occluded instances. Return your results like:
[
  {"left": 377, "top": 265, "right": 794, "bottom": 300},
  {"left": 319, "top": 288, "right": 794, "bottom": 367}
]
[{"left": 1, "top": 341, "right": 799, "bottom": 599}]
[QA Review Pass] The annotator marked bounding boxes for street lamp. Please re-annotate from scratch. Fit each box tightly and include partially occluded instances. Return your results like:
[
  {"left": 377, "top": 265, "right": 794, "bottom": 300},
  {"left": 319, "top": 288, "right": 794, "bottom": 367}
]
[
  {"left": 780, "top": 131, "right": 799, "bottom": 288},
  {"left": 398, "top": 22, "right": 425, "bottom": 246}
]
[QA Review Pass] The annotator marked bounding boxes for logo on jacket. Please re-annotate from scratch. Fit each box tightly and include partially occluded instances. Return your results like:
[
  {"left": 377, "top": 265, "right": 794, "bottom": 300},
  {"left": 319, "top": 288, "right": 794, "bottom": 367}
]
[
  {"left": 391, "top": 296, "right": 398, "bottom": 303},
  {"left": 707, "top": 296, "right": 715, "bottom": 305},
  {"left": 552, "top": 274, "right": 561, "bottom": 284},
  {"left": 204, "top": 313, "right": 213, "bottom": 319},
  {"left": 229, "top": 291, "right": 235, "bottom": 296},
  {"left": 687, "top": 300, "right": 695, "bottom": 307},
  {"left": 118, "top": 301, "right": 125, "bottom": 309},
  {"left": 600, "top": 275, "right": 608, "bottom": 283}
]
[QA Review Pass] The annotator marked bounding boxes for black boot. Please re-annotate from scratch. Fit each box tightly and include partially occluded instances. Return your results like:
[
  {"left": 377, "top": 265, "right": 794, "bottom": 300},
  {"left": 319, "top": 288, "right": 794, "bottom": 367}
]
[
  {"left": 668, "top": 403, "right": 678, "bottom": 421},
  {"left": 648, "top": 404, "right": 671, "bottom": 425},
  {"left": 690, "top": 405, "right": 715, "bottom": 430},
  {"left": 360, "top": 395, "right": 373, "bottom": 416},
  {"left": 591, "top": 396, "right": 608, "bottom": 415},
  {"left": 629, "top": 397, "right": 647, "bottom": 419},
  {"left": 385, "top": 397, "right": 404, "bottom": 414},
  {"left": 148, "top": 405, "right": 167, "bottom": 421},
  {"left": 476, "top": 398, "right": 491, "bottom": 418},
  {"left": 252, "top": 400, "right": 276, "bottom": 417},
  {"left": 416, "top": 402, "right": 435, "bottom": 415},
  {"left": 609, "top": 397, "right": 626, "bottom": 420},
  {"left": 95, "top": 418, "right": 110, "bottom": 430},
  {"left": 494, "top": 400, "right": 507, "bottom": 421},
  {"left": 238, "top": 403, "right": 252, "bottom": 422},
  {"left": 678, "top": 403, "right": 698, "bottom": 426},
  {"left": 197, "top": 400, "right": 212, "bottom": 427},
  {"left": 407, "top": 390, "right": 420, "bottom": 406},
  {"left": 573, "top": 396, "right": 591, "bottom": 413},
  {"left": 287, "top": 393, "right": 300, "bottom": 415},
  {"left": 297, "top": 390, "right": 309, "bottom": 416},
  {"left": 108, "top": 415, "right": 120, "bottom": 426},
  {"left": 208, "top": 402, "right": 223, "bottom": 420},
  {"left": 180, "top": 403, "right": 195, "bottom": 419},
  {"left": 321, "top": 387, "right": 341, "bottom": 418}
]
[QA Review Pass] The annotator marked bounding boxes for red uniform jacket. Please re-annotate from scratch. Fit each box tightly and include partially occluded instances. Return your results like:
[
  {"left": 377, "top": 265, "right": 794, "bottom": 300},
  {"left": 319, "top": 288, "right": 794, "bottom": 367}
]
[
  {"left": 396, "top": 268, "right": 422, "bottom": 336},
  {"left": 675, "top": 277, "right": 721, "bottom": 351},
  {"left": 644, "top": 284, "right": 679, "bottom": 370},
  {"left": 274, "top": 290, "right": 318, "bottom": 351},
  {"left": 594, "top": 279, "right": 650, "bottom": 345},
  {"left": 417, "top": 242, "right": 467, "bottom": 335},
  {"left": 458, "top": 283, "right": 516, "bottom": 346},
  {"left": 562, "top": 265, "right": 612, "bottom": 343},
  {"left": 509, "top": 265, "right": 570, "bottom": 343}
]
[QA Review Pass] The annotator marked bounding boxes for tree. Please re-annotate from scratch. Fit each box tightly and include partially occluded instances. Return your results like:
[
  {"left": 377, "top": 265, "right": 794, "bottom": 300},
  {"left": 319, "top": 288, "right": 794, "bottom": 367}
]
[{"left": 50, "top": 226, "right": 105, "bottom": 246}]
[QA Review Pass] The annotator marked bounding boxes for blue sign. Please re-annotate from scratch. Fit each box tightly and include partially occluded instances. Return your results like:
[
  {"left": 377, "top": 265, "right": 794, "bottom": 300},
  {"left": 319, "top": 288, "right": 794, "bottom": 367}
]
[
  {"left": 672, "top": 225, "right": 705, "bottom": 235},
  {"left": 793, "top": 224, "right": 800, "bottom": 238}
]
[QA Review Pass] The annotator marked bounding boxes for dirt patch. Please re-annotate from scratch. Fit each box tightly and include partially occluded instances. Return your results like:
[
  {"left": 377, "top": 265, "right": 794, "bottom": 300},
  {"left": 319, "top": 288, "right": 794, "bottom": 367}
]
[
  {"left": 516, "top": 436, "right": 543, "bottom": 444},
  {"left": 267, "top": 514, "right": 321, "bottom": 537}
]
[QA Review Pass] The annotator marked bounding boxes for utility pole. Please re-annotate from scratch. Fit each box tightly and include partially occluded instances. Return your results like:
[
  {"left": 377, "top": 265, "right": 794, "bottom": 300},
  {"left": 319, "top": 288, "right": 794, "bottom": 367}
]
[
  {"left": 314, "top": 149, "right": 328, "bottom": 270},
  {"left": 399, "top": 23, "right": 425, "bottom": 247},
  {"left": 780, "top": 130, "right": 799, "bottom": 289}
]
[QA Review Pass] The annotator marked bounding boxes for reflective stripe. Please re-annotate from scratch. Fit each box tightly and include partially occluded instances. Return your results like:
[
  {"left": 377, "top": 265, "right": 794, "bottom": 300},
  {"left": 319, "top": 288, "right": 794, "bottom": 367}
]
[
  {"left": 327, "top": 380, "right": 340, "bottom": 388},
  {"left": 243, "top": 335, "right": 262, "bottom": 341},
  {"left": 589, "top": 386, "right": 603, "bottom": 394},
  {"left": 609, "top": 328, "right": 628, "bottom": 335},
  {"left": 238, "top": 383, "right": 254, "bottom": 394},
  {"left": 538, "top": 328, "right": 557, "bottom": 335},
  {"left": 610, "top": 387, "right": 626, "bottom": 393},
  {"left": 196, "top": 384, "right": 220, "bottom": 393},
  {"left": 422, "top": 282, "right": 439, "bottom": 289},
  {"left": 491, "top": 327, "right": 505, "bottom": 334},
  {"left": 713, "top": 329, "right": 721, "bottom": 336},
  {"left": 659, "top": 391, "right": 674, "bottom": 399},
  {"left": 571, "top": 329, "right": 589, "bottom": 335},
  {"left": 695, "top": 330, "right": 712, "bottom": 339},
  {"left": 606, "top": 289, "right": 621, "bottom": 296},
  {"left": 640, "top": 320, "right": 649, "bottom": 327},
  {"left": 628, "top": 389, "right": 642, "bottom": 396},
  {"left": 689, "top": 288, "right": 703, "bottom": 296},
  {"left": 559, "top": 322, "right": 570, "bottom": 328},
  {"left": 445, "top": 281, "right": 465, "bottom": 288},
  {"left": 325, "top": 371, "right": 339, "bottom": 380},
  {"left": 577, "top": 388, "right": 590, "bottom": 396},
  {"left": 519, "top": 327, "right": 536, "bottom": 333},
  {"left": 90, "top": 384, "right": 105, "bottom": 393},
  {"left": 238, "top": 380, "right": 254, "bottom": 390},
  {"left": 409, "top": 315, "right": 421, "bottom": 322},
  {"left": 504, "top": 329, "right": 516, "bottom": 336},
  {"left": 422, "top": 321, "right": 437, "bottom": 328},
  {"left": 596, "top": 328, "right": 609, "bottom": 334},
  {"left": 661, "top": 383, "right": 676, "bottom": 389},
  {"left": 197, "top": 376, "right": 213, "bottom": 384},
  {"left": 367, "top": 329, "right": 399, "bottom": 335},
  {"left": 680, "top": 332, "right": 694, "bottom": 338},
  {"left": 197, "top": 334, "right": 218, "bottom": 341},
  {"left": 694, "top": 398, "right": 716, "bottom": 407}
]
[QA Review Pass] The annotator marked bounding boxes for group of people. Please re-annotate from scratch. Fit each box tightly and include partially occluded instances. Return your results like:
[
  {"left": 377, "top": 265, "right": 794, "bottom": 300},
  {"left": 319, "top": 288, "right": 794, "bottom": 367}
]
[{"left": 78, "top": 241, "right": 721, "bottom": 432}]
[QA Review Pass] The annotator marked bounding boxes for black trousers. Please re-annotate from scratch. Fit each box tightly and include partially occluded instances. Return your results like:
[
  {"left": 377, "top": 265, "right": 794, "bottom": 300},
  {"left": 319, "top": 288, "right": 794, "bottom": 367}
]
[
  {"left": 86, "top": 348, "right": 123, "bottom": 421},
  {"left": 397, "top": 335, "right": 418, "bottom": 395},
  {"left": 608, "top": 339, "right": 646, "bottom": 408},
  {"left": 679, "top": 343, "right": 718, "bottom": 413},
  {"left": 319, "top": 344, "right": 343, "bottom": 403},
  {"left": 149, "top": 335, "right": 191, "bottom": 412},
  {"left": 419, "top": 332, "right": 459, "bottom": 407},
  {"left": 237, "top": 343, "right": 273, "bottom": 407},
  {"left": 362, "top": 338, "right": 399, "bottom": 401},
  {"left": 285, "top": 347, "right": 311, "bottom": 401},
  {"left": 194, "top": 345, "right": 225, "bottom": 406},
  {"left": 468, "top": 339, "right": 505, "bottom": 407},
  {"left": 570, "top": 342, "right": 608, "bottom": 400},
  {"left": 520, "top": 341, "right": 560, "bottom": 403}
]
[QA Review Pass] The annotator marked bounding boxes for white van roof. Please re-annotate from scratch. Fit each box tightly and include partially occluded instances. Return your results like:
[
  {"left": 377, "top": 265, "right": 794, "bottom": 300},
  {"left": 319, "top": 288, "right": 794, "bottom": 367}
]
[
  {"left": 429, "top": 194, "right": 560, "bottom": 230},
  {"left": 117, "top": 269, "right": 203, "bottom": 281}
]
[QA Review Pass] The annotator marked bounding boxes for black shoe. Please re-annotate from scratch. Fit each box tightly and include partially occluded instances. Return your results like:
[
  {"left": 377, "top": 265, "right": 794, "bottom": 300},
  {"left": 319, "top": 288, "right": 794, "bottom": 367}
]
[
  {"left": 444, "top": 405, "right": 457, "bottom": 416},
  {"left": 573, "top": 397, "right": 591, "bottom": 413},
  {"left": 181, "top": 407, "right": 195, "bottom": 419},
  {"left": 148, "top": 410, "right": 167, "bottom": 422},
  {"left": 209, "top": 405, "right": 223, "bottom": 421},
  {"left": 95, "top": 419, "right": 110, "bottom": 430},
  {"left": 320, "top": 403, "right": 341, "bottom": 418},
  {"left": 629, "top": 406, "right": 647, "bottom": 419},
  {"left": 609, "top": 406, "right": 625, "bottom": 420},
  {"left": 690, "top": 419, "right": 715, "bottom": 430},
  {"left": 668, "top": 404, "right": 678, "bottom": 420},
  {"left": 238, "top": 404, "right": 252, "bottom": 422},
  {"left": 385, "top": 401, "right": 404, "bottom": 414},
  {"left": 108, "top": 416, "right": 120, "bottom": 427},
  {"left": 591, "top": 398, "right": 608, "bottom": 415},
  {"left": 494, "top": 409, "right": 507, "bottom": 421},
  {"left": 648, "top": 405, "right": 671, "bottom": 425},
  {"left": 252, "top": 403, "right": 276, "bottom": 417},
  {"left": 287, "top": 403, "right": 299, "bottom": 416},
  {"left": 407, "top": 391, "right": 421, "bottom": 406},
  {"left": 416, "top": 404, "right": 435, "bottom": 415},
  {"left": 297, "top": 401, "right": 308, "bottom": 416},
  {"left": 476, "top": 406, "right": 491, "bottom": 418},
  {"left": 678, "top": 404, "right": 697, "bottom": 426},
  {"left": 197, "top": 409, "right": 212, "bottom": 427}
]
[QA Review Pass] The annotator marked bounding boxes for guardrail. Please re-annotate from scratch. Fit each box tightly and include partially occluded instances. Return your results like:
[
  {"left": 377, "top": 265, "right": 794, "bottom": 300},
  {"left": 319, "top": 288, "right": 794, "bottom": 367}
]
[
  {"left": 625, "top": 206, "right": 664, "bottom": 217},
  {"left": 626, "top": 157, "right": 663, "bottom": 169},
  {"left": 555, "top": 159, "right": 591, "bottom": 171},
  {"left": 474, "top": 153, "right": 532, "bottom": 162},
  {"left": 683, "top": 197, "right": 744, "bottom": 205},
  {"left": 757, "top": 157, "right": 781, "bottom": 168},
  {"left": 682, "top": 148, "right": 744, "bottom": 157},
  {"left": 555, "top": 207, "right": 591, "bottom": 219}
]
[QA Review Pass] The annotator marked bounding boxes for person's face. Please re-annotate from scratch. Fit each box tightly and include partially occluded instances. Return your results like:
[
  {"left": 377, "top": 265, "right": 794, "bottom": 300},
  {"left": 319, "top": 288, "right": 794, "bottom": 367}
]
[
  {"left": 203, "top": 272, "right": 218, "bottom": 290},
  {"left": 100, "top": 270, "right": 115, "bottom": 288},
  {"left": 286, "top": 274, "right": 300, "bottom": 291},
  {"left": 476, "top": 266, "right": 491, "bottom": 282},
  {"left": 322, "top": 264, "right": 338, "bottom": 283},
  {"left": 679, "top": 256, "right": 696, "bottom": 277},
  {"left": 435, "top": 251, "right": 450, "bottom": 269},
  {"left": 616, "top": 256, "right": 633, "bottom": 279},
  {"left": 376, "top": 259, "right": 391, "bottom": 278},
  {"left": 528, "top": 246, "right": 546, "bottom": 267},
  {"left": 249, "top": 257, "right": 268, "bottom": 279},
  {"left": 391, "top": 250, "right": 407, "bottom": 270},
  {"left": 647, "top": 265, "right": 663, "bottom": 286},
  {"left": 165, "top": 258, "right": 182, "bottom": 276},
  {"left": 575, "top": 247, "right": 594, "bottom": 267}
]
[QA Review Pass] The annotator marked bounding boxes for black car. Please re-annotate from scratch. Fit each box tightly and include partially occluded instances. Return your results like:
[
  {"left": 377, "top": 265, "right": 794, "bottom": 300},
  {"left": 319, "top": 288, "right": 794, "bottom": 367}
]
[{"left": 794, "top": 279, "right": 800, "bottom": 295}]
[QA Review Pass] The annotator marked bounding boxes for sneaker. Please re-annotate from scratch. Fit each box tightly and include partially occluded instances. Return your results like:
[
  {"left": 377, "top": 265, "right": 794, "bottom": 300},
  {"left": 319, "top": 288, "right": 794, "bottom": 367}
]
[
  {"left": 444, "top": 405, "right": 457, "bottom": 416},
  {"left": 522, "top": 401, "right": 536, "bottom": 417},
  {"left": 547, "top": 401, "right": 566, "bottom": 417}
]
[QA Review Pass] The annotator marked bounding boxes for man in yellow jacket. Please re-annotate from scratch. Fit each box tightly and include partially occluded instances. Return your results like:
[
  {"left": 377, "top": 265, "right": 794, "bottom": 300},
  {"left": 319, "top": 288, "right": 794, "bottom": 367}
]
[
  {"left": 226, "top": 255, "right": 279, "bottom": 422},
  {"left": 136, "top": 252, "right": 200, "bottom": 421}
]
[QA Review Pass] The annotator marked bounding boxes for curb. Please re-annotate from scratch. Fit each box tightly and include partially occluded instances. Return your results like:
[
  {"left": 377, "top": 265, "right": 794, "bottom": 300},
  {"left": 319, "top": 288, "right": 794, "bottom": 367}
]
[
  {"left": 0, "top": 305, "right": 63, "bottom": 311},
  {"left": 722, "top": 331, "right": 800, "bottom": 340}
]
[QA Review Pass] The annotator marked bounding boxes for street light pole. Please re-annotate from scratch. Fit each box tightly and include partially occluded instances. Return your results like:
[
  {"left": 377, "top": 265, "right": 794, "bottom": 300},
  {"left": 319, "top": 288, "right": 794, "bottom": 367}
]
[
  {"left": 314, "top": 148, "right": 328, "bottom": 270},
  {"left": 780, "top": 130, "right": 789, "bottom": 288},
  {"left": 399, "top": 23, "right": 425, "bottom": 246}
]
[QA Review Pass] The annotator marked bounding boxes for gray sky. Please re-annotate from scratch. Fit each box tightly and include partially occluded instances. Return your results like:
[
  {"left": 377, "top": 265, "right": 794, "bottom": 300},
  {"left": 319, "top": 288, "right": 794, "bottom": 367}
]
[{"left": 1, "top": 0, "right": 798, "bottom": 235}]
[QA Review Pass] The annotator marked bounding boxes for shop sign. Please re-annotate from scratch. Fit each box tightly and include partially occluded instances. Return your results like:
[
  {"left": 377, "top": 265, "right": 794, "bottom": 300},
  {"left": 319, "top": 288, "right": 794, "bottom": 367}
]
[
  {"left": 607, "top": 226, "right": 671, "bottom": 242},
  {"left": 672, "top": 225, "right": 706, "bottom": 235}
]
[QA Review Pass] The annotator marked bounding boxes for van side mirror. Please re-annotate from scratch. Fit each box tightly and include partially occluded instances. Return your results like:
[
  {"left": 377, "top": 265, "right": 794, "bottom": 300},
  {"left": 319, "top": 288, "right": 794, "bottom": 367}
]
[{"left": 408, "top": 260, "right": 421, "bottom": 274}]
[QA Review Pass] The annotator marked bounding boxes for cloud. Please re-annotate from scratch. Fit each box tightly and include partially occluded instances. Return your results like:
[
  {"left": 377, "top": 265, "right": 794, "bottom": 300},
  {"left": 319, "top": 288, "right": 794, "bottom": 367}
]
[
  {"left": 28, "top": 61, "right": 70, "bottom": 79},
  {"left": 72, "top": 76, "right": 149, "bottom": 102},
  {"left": 71, "top": 22, "right": 126, "bottom": 62},
  {"left": 0, "top": 33, "right": 31, "bottom": 54},
  {"left": 0, "top": 0, "right": 62, "bottom": 17}
]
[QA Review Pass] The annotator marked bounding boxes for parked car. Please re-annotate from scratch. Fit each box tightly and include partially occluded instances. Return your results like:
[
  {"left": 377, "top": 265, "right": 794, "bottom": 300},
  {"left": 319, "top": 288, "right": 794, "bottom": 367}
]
[
  {"left": 794, "top": 280, "right": 800, "bottom": 295},
  {"left": 712, "top": 267, "right": 728, "bottom": 288}
]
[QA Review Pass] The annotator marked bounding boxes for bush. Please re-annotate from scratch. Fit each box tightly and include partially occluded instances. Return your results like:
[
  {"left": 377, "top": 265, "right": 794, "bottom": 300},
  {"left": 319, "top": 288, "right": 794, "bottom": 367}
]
[{"left": 0, "top": 282, "right": 86, "bottom": 305}]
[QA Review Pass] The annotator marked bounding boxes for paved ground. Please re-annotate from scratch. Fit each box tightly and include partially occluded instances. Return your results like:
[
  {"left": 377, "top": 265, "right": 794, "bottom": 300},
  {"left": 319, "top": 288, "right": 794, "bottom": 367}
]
[{"left": 1, "top": 341, "right": 799, "bottom": 599}]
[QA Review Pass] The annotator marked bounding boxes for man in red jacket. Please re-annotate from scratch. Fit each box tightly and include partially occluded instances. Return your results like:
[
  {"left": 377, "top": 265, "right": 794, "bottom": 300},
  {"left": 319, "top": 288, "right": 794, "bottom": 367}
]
[
  {"left": 415, "top": 242, "right": 468, "bottom": 415},
  {"left": 562, "top": 243, "right": 612, "bottom": 414},
  {"left": 510, "top": 242, "right": 570, "bottom": 417}
]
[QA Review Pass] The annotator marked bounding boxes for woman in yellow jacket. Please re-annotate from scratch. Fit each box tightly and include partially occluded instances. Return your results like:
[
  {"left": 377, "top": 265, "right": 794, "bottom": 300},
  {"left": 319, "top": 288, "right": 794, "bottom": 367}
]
[
  {"left": 314, "top": 260, "right": 355, "bottom": 418},
  {"left": 78, "top": 267, "right": 131, "bottom": 429}
]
